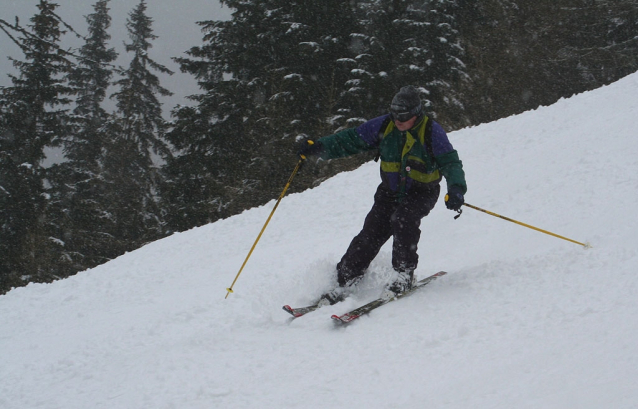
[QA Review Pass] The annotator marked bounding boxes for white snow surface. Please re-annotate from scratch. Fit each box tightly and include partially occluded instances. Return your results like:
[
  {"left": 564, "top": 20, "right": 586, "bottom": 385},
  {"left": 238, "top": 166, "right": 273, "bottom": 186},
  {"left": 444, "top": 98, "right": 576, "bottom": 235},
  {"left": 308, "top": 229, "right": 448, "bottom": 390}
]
[{"left": 3, "top": 72, "right": 638, "bottom": 408}]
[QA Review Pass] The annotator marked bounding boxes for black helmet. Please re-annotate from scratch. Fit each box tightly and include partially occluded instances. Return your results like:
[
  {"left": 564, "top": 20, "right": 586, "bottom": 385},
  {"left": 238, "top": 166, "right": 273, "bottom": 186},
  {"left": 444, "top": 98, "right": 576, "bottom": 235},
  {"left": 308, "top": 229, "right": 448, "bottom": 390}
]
[{"left": 389, "top": 85, "right": 423, "bottom": 122}]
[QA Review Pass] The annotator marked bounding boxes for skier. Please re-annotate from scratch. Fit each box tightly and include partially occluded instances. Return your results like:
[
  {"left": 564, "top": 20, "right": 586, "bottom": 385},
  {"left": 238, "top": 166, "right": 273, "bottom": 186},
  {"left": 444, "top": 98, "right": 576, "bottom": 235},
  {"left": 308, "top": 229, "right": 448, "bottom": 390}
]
[{"left": 298, "top": 85, "right": 467, "bottom": 304}]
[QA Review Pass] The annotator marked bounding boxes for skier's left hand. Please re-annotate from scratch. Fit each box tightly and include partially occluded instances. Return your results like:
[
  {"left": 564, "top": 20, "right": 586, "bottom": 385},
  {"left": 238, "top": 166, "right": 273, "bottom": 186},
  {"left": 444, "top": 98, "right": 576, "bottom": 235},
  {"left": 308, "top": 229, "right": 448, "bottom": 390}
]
[{"left": 445, "top": 187, "right": 464, "bottom": 211}]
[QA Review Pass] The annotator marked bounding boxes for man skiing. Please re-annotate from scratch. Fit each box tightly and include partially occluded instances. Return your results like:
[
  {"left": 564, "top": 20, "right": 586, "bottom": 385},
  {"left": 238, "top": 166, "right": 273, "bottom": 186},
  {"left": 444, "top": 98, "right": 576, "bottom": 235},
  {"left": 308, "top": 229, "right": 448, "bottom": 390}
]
[{"left": 299, "top": 85, "right": 467, "bottom": 304}]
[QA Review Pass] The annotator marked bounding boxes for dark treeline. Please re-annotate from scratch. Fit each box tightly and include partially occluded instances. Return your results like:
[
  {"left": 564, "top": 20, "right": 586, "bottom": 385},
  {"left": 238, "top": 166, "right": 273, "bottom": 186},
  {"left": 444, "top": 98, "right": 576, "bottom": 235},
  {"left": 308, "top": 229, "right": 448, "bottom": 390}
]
[{"left": 1, "top": 0, "right": 636, "bottom": 294}]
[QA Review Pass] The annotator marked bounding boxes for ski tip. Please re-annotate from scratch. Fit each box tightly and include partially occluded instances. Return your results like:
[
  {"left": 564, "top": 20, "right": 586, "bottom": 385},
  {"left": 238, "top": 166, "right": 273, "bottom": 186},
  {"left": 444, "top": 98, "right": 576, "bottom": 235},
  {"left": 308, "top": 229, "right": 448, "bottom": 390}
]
[
  {"left": 331, "top": 313, "right": 358, "bottom": 324},
  {"left": 282, "top": 305, "right": 300, "bottom": 317},
  {"left": 427, "top": 271, "right": 447, "bottom": 280}
]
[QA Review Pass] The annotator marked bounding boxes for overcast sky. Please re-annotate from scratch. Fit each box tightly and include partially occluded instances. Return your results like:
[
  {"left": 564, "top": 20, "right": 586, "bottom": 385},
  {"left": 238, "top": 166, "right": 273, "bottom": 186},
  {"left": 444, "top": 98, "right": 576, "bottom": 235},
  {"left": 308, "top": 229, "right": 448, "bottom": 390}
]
[{"left": 0, "top": 0, "right": 233, "bottom": 113}]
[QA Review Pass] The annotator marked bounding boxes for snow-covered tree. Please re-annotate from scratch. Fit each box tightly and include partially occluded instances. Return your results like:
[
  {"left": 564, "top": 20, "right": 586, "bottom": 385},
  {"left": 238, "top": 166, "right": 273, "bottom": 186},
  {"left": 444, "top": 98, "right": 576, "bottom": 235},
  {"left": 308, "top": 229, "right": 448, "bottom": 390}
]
[
  {"left": 351, "top": 0, "right": 469, "bottom": 123},
  {"left": 112, "top": 0, "right": 172, "bottom": 160},
  {"left": 46, "top": 0, "right": 119, "bottom": 275},
  {"left": 105, "top": 0, "right": 173, "bottom": 250},
  {"left": 0, "top": 0, "right": 72, "bottom": 292},
  {"left": 66, "top": 0, "right": 117, "bottom": 163},
  {"left": 165, "top": 0, "right": 361, "bottom": 230}
]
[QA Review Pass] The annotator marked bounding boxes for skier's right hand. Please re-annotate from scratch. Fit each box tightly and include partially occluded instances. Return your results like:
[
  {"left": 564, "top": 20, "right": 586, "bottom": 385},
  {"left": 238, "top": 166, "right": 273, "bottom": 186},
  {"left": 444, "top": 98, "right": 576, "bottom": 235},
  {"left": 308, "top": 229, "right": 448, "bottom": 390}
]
[{"left": 297, "top": 138, "right": 323, "bottom": 159}]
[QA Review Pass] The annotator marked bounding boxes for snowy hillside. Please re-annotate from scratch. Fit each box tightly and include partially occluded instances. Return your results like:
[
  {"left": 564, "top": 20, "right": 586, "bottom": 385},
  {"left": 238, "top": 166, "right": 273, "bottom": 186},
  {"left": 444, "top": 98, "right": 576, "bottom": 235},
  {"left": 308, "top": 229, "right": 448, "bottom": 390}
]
[{"left": 2, "top": 72, "right": 638, "bottom": 408}]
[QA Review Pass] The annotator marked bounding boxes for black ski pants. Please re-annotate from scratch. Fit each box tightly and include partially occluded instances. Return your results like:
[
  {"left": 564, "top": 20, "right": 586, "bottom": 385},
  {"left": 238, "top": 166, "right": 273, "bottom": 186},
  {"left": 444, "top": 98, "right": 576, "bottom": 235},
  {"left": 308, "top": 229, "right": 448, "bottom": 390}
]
[{"left": 336, "top": 183, "right": 440, "bottom": 286}]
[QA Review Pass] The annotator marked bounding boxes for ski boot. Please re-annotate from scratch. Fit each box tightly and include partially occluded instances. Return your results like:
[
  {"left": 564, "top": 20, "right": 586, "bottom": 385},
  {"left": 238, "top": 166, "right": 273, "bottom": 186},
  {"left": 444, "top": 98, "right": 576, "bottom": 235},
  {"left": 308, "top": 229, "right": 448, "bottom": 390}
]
[
  {"left": 317, "top": 276, "right": 362, "bottom": 306},
  {"left": 383, "top": 269, "right": 415, "bottom": 298}
]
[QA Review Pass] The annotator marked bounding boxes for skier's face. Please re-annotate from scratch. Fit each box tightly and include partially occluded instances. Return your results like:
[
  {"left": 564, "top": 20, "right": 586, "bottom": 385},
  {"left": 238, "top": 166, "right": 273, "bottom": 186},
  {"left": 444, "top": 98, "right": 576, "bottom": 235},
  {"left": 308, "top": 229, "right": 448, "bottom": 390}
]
[{"left": 394, "top": 116, "right": 417, "bottom": 131}]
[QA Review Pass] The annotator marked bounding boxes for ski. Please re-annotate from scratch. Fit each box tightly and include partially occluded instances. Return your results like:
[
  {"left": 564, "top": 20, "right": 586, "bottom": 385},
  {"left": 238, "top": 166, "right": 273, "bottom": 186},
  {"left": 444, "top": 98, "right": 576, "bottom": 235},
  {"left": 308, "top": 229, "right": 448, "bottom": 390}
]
[
  {"left": 331, "top": 271, "right": 447, "bottom": 324},
  {"left": 282, "top": 303, "right": 323, "bottom": 318},
  {"left": 283, "top": 284, "right": 355, "bottom": 318}
]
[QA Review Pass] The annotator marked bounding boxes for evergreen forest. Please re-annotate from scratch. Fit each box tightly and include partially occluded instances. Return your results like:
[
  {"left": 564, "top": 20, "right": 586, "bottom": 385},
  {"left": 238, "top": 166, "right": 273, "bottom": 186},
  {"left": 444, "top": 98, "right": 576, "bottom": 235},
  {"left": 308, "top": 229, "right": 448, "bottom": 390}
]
[{"left": 1, "top": 0, "right": 636, "bottom": 294}]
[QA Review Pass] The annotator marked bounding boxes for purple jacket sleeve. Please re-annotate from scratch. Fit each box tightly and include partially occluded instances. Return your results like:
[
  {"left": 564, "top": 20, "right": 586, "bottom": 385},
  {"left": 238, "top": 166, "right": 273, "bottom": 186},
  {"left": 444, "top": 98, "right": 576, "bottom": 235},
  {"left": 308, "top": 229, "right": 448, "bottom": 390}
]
[{"left": 431, "top": 121, "right": 454, "bottom": 156}]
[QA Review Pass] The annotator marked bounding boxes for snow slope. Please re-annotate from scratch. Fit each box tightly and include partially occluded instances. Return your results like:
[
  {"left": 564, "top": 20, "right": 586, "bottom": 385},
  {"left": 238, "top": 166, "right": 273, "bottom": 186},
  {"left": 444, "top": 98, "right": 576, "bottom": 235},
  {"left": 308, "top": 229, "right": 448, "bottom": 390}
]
[{"left": 2, "top": 72, "right": 638, "bottom": 409}]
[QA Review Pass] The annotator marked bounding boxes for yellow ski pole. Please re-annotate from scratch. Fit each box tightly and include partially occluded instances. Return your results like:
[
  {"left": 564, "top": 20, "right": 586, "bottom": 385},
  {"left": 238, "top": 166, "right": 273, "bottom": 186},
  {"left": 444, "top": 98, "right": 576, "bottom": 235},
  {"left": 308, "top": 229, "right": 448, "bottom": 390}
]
[
  {"left": 225, "top": 158, "right": 305, "bottom": 298},
  {"left": 457, "top": 201, "right": 591, "bottom": 248}
]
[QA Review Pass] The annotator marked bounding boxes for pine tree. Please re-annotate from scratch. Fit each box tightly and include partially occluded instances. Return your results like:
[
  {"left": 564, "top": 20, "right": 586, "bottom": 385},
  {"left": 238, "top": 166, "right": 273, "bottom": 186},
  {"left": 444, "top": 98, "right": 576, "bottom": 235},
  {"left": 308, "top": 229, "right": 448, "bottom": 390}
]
[
  {"left": 165, "top": 0, "right": 362, "bottom": 231},
  {"left": 259, "top": 0, "right": 363, "bottom": 135},
  {"left": 352, "top": 0, "right": 469, "bottom": 125},
  {"left": 106, "top": 0, "right": 172, "bottom": 250},
  {"left": 558, "top": 0, "right": 638, "bottom": 86},
  {"left": 0, "top": 0, "right": 72, "bottom": 293},
  {"left": 67, "top": 0, "right": 117, "bottom": 162},
  {"left": 112, "top": 0, "right": 172, "bottom": 159},
  {"left": 46, "top": 0, "right": 118, "bottom": 274},
  {"left": 164, "top": 3, "right": 257, "bottom": 230},
  {"left": 3, "top": 0, "right": 71, "bottom": 163},
  {"left": 421, "top": 0, "right": 469, "bottom": 123},
  {"left": 344, "top": 0, "right": 406, "bottom": 117}
]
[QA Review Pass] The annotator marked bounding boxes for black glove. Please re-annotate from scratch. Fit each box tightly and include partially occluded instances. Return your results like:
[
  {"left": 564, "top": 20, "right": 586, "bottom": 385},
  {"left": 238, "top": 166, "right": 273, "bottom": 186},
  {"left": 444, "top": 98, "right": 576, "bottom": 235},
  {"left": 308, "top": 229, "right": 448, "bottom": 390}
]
[
  {"left": 445, "top": 186, "right": 465, "bottom": 211},
  {"left": 297, "top": 138, "right": 323, "bottom": 159}
]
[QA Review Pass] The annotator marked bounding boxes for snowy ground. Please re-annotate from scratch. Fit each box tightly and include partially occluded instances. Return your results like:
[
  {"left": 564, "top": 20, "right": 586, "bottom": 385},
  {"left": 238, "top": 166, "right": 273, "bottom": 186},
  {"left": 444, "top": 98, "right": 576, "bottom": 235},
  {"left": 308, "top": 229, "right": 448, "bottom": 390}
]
[{"left": 2, "top": 72, "right": 638, "bottom": 408}]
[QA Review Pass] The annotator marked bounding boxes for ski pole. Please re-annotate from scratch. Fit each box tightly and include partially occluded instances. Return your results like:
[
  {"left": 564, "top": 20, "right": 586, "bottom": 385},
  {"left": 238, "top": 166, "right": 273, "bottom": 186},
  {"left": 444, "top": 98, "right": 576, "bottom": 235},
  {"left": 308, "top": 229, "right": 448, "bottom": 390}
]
[
  {"left": 225, "top": 158, "right": 305, "bottom": 298},
  {"left": 452, "top": 199, "right": 590, "bottom": 248}
]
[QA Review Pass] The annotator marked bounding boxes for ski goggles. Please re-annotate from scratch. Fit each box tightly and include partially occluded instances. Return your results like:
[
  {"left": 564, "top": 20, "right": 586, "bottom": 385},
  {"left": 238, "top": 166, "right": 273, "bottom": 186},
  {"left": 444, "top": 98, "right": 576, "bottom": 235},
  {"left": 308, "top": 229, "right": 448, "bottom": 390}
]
[{"left": 389, "top": 103, "right": 422, "bottom": 122}]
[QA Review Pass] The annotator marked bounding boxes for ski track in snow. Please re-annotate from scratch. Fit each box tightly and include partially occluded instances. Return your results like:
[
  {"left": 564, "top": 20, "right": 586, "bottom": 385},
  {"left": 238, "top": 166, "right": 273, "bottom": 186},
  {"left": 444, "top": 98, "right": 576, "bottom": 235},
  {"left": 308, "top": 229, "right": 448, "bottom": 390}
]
[{"left": 2, "top": 73, "right": 638, "bottom": 408}]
